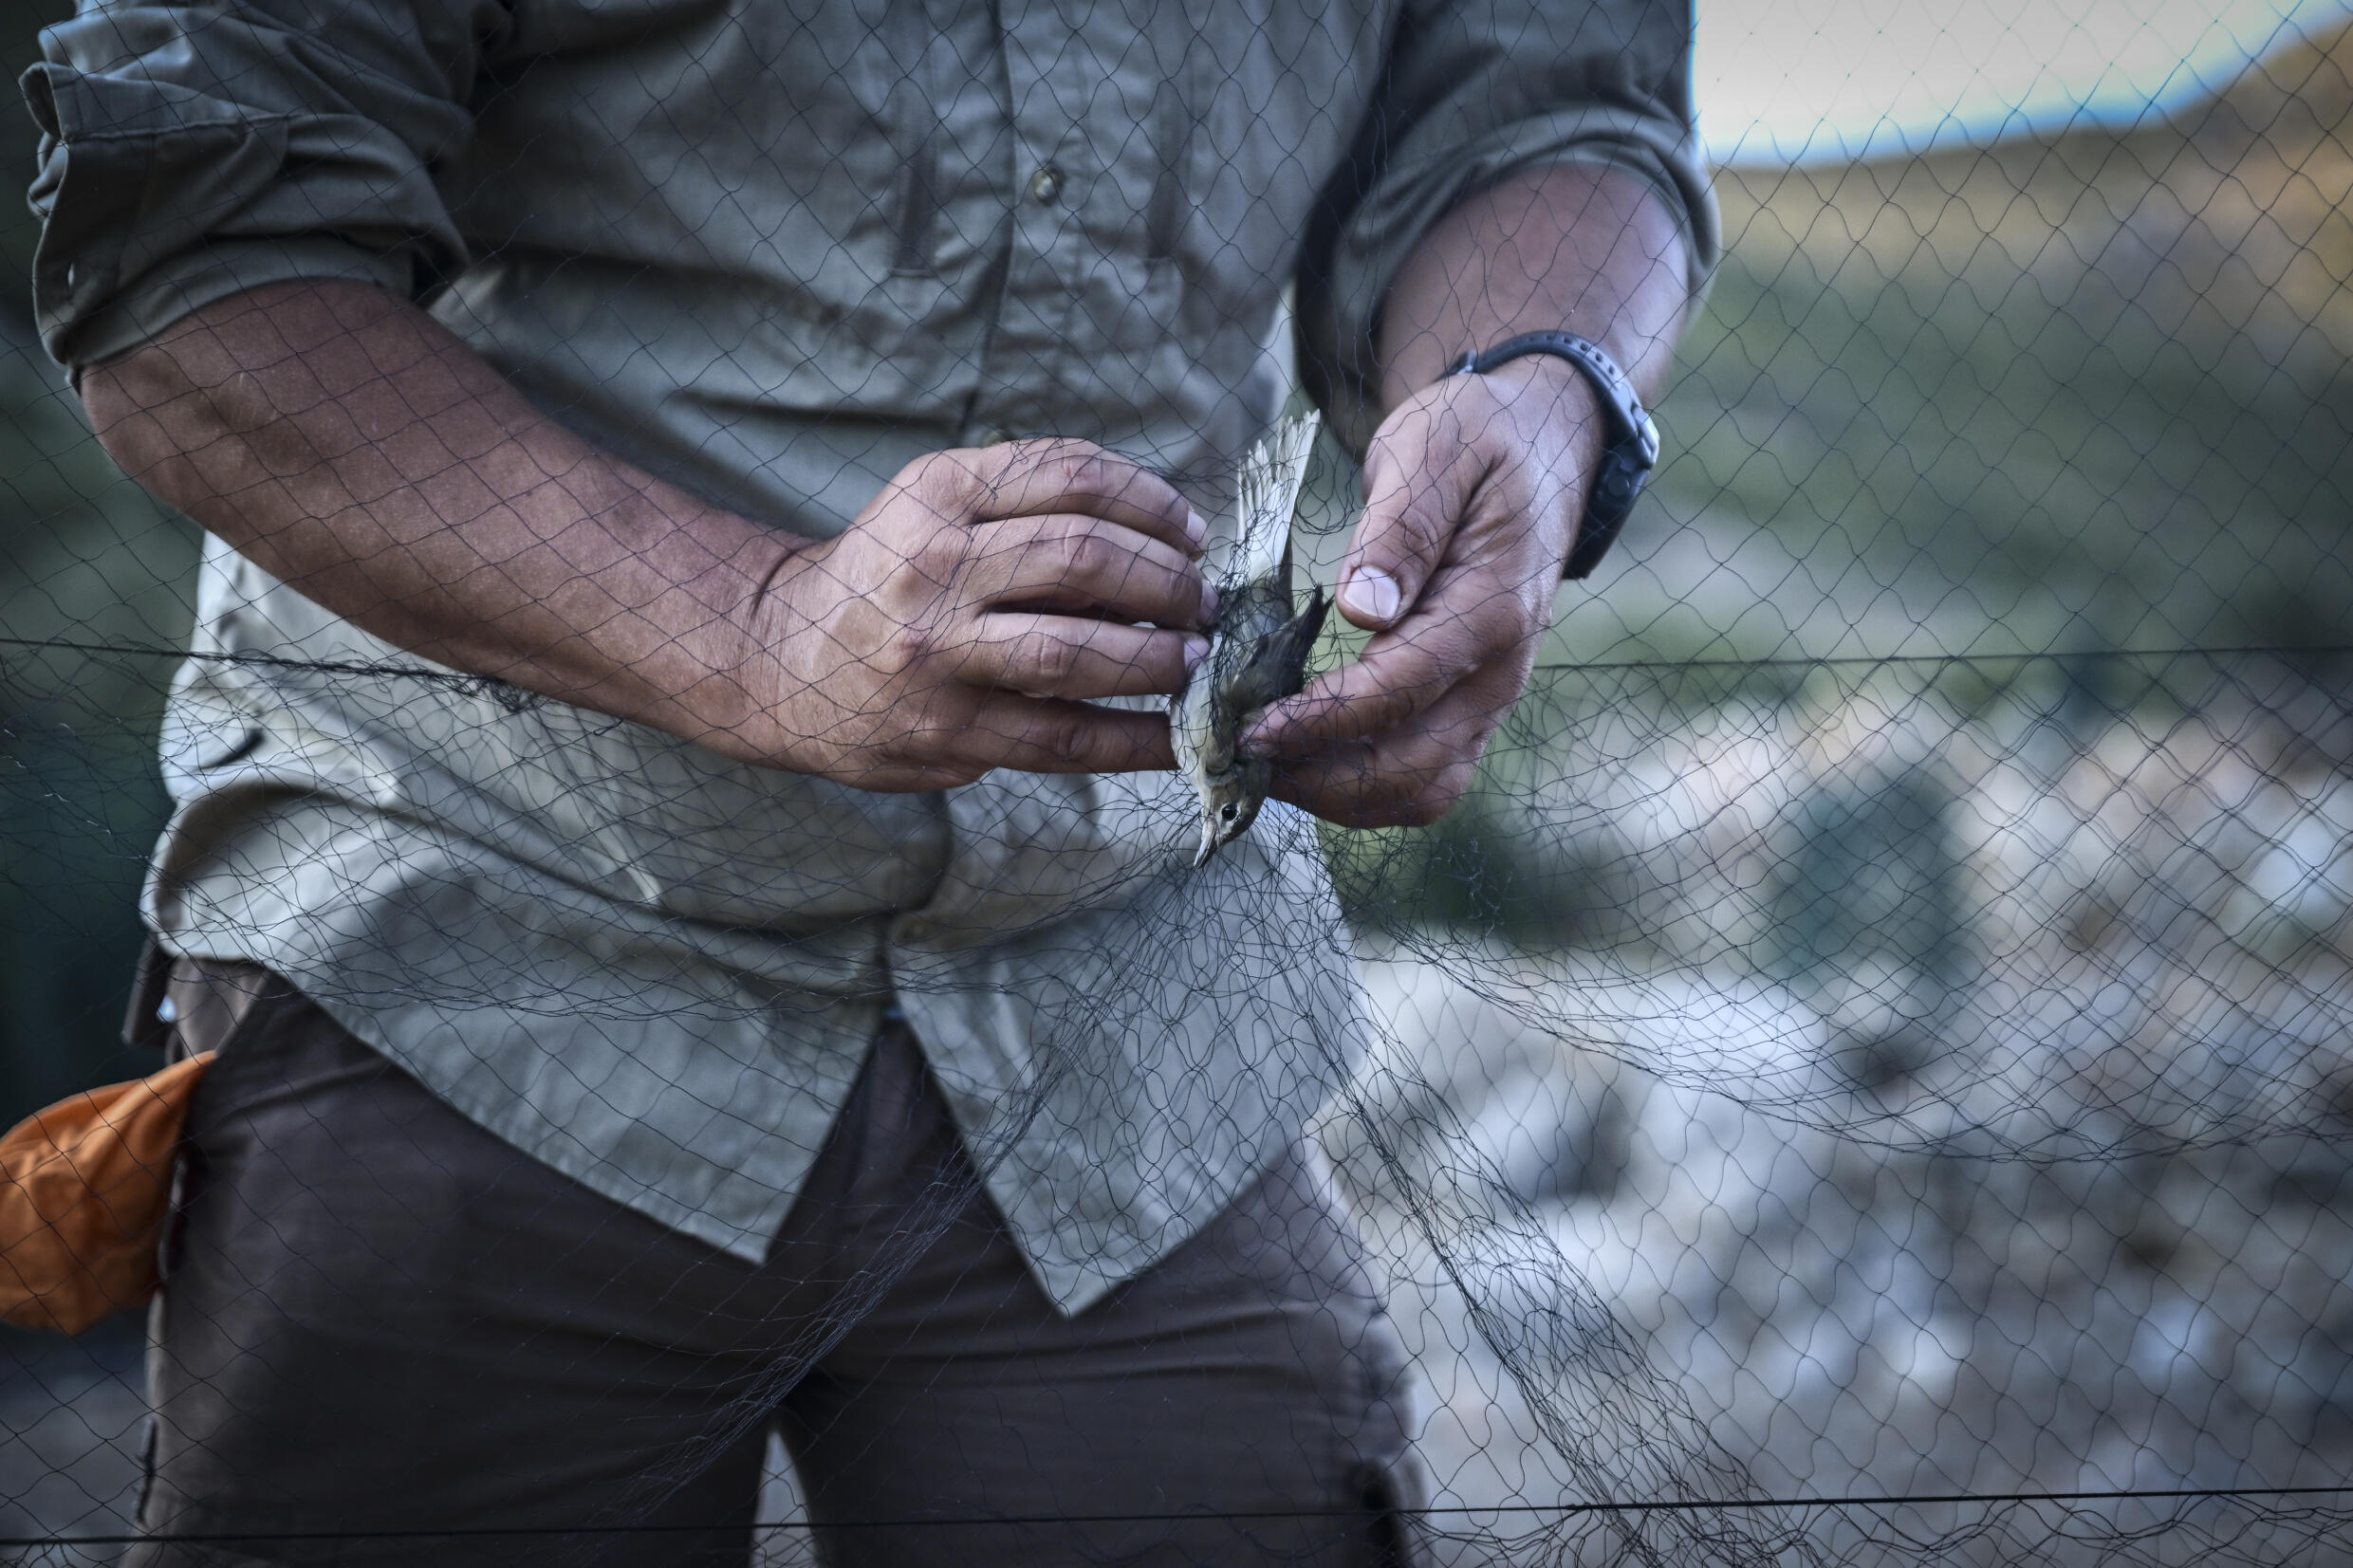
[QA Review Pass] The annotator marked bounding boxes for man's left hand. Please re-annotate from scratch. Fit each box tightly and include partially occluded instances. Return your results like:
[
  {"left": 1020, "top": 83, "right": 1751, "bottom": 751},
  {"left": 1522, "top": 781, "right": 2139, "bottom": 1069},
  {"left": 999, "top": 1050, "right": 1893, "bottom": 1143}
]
[{"left": 1240, "top": 358, "right": 1603, "bottom": 827}]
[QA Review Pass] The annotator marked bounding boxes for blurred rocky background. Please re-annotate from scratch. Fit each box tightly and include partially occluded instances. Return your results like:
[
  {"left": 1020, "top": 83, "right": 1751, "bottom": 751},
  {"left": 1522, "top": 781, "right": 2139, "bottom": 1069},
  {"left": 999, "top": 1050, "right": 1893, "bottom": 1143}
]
[
  {"left": 1303, "top": 17, "right": 2353, "bottom": 1561},
  {"left": 8, "top": 9, "right": 2353, "bottom": 1566}
]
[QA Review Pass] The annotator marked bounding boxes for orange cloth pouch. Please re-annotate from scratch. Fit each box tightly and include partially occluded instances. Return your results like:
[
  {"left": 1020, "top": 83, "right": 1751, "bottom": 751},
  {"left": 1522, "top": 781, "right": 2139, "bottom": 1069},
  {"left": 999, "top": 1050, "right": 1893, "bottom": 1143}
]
[{"left": 0, "top": 1052, "right": 213, "bottom": 1334}]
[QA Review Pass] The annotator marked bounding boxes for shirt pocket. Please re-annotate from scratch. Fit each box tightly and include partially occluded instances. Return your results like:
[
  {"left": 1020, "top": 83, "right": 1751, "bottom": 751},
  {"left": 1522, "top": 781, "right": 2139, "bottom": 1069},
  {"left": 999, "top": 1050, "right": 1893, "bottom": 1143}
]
[
  {"left": 1142, "top": 33, "right": 1203, "bottom": 272},
  {"left": 1059, "top": 0, "right": 1203, "bottom": 354}
]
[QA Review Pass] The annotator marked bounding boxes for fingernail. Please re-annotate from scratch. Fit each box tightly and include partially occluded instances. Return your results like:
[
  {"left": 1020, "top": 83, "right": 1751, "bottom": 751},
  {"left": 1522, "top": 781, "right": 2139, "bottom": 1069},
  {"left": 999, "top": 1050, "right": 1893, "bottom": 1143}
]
[
  {"left": 1183, "top": 508, "right": 1209, "bottom": 551},
  {"left": 1198, "top": 580, "right": 1219, "bottom": 623},
  {"left": 1182, "top": 635, "right": 1211, "bottom": 672},
  {"left": 1342, "top": 565, "right": 1401, "bottom": 624}
]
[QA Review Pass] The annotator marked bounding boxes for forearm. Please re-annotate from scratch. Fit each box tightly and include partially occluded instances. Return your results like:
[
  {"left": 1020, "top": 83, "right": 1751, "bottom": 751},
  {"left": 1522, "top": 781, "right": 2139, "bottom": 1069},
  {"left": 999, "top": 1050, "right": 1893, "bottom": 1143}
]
[
  {"left": 1251, "top": 165, "right": 1698, "bottom": 821},
  {"left": 79, "top": 280, "right": 798, "bottom": 760},
  {"left": 1375, "top": 162, "right": 1693, "bottom": 415}
]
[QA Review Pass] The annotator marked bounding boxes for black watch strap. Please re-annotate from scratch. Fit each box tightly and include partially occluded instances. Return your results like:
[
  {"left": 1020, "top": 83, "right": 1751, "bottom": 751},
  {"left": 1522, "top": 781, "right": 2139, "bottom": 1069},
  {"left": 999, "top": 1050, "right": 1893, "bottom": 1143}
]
[{"left": 1448, "top": 330, "right": 1659, "bottom": 580}]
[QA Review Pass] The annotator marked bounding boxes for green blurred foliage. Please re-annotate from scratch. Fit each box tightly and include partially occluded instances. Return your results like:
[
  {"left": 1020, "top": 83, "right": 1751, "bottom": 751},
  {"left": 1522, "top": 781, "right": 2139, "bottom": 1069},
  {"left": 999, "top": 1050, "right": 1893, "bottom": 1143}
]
[
  {"left": 0, "top": 727, "right": 169, "bottom": 1118},
  {"left": 0, "top": 0, "right": 199, "bottom": 1125},
  {"left": 0, "top": 0, "right": 58, "bottom": 302}
]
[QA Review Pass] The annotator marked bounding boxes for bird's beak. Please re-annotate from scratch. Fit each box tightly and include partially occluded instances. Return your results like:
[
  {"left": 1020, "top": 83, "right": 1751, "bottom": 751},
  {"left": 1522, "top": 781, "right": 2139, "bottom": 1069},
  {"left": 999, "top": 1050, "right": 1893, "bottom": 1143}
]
[{"left": 1193, "top": 820, "right": 1220, "bottom": 870}]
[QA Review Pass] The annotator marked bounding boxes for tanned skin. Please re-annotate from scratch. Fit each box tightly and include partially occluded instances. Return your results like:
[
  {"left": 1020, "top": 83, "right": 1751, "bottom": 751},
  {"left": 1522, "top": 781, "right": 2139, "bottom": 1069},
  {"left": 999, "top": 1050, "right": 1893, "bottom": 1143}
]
[{"left": 81, "top": 162, "right": 1688, "bottom": 823}]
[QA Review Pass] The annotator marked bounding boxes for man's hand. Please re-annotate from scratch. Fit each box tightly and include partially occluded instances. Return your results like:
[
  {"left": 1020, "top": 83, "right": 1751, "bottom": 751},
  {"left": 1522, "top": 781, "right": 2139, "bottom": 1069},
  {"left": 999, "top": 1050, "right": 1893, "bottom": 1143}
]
[
  {"left": 1241, "top": 360, "right": 1598, "bottom": 824},
  {"left": 741, "top": 441, "right": 1213, "bottom": 790},
  {"left": 82, "top": 281, "right": 1212, "bottom": 791},
  {"left": 1241, "top": 162, "right": 1692, "bottom": 827}
]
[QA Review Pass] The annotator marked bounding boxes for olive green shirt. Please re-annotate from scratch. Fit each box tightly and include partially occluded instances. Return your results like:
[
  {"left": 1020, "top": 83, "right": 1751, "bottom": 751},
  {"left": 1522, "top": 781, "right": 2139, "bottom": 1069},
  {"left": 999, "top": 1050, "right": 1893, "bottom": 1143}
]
[{"left": 25, "top": 0, "right": 1714, "bottom": 1309}]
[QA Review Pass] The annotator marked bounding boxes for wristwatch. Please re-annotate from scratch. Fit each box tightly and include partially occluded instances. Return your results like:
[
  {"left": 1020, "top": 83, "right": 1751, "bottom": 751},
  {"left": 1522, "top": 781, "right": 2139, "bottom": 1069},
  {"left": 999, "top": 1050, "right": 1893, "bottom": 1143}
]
[{"left": 1447, "top": 330, "right": 1659, "bottom": 581}]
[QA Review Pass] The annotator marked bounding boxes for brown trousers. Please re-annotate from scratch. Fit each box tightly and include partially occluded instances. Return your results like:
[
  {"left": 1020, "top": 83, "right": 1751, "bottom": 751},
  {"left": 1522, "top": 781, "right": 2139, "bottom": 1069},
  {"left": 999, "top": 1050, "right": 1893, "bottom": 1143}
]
[{"left": 126, "top": 960, "right": 1425, "bottom": 1567}]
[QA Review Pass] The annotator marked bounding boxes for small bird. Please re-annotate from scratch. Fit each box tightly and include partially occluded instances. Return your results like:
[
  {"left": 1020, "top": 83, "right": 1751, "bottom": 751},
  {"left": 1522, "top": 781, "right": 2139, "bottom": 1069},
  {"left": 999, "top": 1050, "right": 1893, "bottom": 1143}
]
[{"left": 1171, "top": 412, "right": 1330, "bottom": 868}]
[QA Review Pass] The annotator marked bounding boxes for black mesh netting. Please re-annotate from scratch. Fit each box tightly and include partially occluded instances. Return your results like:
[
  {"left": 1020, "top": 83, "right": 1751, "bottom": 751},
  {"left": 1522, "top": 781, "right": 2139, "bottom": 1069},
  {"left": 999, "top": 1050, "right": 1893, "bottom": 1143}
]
[{"left": 6, "top": 0, "right": 2353, "bottom": 1563}]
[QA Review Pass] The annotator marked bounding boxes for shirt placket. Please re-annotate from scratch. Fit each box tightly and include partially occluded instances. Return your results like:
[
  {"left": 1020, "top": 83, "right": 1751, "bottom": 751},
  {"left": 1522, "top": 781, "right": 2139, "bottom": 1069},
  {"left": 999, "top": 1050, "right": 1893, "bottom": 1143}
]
[{"left": 960, "top": 0, "right": 1099, "bottom": 448}]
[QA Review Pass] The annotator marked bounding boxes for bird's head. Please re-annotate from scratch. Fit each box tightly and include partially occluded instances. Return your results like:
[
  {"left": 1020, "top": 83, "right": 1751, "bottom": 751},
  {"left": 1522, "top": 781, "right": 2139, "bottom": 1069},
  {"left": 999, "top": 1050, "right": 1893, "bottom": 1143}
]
[{"left": 1192, "top": 766, "right": 1269, "bottom": 868}]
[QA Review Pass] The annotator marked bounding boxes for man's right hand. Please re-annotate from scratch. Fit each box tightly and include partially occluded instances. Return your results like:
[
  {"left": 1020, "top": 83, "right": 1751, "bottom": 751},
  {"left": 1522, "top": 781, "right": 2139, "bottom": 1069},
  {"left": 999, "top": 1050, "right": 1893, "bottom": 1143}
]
[
  {"left": 82, "top": 283, "right": 1213, "bottom": 792},
  {"left": 735, "top": 441, "right": 1215, "bottom": 790}
]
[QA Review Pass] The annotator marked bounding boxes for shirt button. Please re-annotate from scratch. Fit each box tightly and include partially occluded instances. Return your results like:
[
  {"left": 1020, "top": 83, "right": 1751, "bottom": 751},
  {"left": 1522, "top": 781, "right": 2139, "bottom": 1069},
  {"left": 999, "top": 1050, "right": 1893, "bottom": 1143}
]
[{"left": 1028, "top": 164, "right": 1065, "bottom": 206}]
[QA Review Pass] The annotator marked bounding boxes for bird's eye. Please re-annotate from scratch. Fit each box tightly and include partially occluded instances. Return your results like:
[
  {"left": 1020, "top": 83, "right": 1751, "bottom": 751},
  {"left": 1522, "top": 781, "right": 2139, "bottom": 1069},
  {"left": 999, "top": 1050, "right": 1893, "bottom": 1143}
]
[{"left": 1219, "top": 802, "right": 1240, "bottom": 821}]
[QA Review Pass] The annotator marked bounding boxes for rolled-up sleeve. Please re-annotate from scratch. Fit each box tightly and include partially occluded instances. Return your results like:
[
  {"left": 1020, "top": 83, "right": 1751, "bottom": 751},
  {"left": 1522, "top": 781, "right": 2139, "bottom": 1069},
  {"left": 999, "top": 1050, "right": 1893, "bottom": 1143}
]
[
  {"left": 20, "top": 0, "right": 505, "bottom": 373},
  {"left": 1295, "top": 0, "right": 1719, "bottom": 452}
]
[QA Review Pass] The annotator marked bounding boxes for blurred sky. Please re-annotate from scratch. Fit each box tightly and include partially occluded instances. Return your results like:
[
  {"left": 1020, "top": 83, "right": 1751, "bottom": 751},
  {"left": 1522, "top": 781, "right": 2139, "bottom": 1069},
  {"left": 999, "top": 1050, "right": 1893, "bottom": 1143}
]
[{"left": 1701, "top": 0, "right": 2353, "bottom": 163}]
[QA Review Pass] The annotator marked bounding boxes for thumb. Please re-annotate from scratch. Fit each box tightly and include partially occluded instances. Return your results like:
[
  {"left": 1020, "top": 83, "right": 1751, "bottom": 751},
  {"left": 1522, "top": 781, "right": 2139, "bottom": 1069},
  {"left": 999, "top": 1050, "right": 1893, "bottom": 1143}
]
[{"left": 1339, "top": 400, "right": 1486, "bottom": 631}]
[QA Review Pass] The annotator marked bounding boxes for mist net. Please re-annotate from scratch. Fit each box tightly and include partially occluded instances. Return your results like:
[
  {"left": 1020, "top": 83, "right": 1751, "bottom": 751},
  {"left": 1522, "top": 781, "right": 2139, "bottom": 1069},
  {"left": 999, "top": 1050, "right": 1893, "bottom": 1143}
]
[{"left": 5, "top": 0, "right": 2353, "bottom": 1563}]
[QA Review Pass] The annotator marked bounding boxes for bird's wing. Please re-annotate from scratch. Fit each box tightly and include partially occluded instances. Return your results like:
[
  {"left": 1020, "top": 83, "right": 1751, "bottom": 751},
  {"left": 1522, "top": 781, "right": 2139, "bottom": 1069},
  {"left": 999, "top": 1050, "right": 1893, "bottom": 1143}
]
[
  {"left": 1228, "top": 412, "right": 1320, "bottom": 591},
  {"left": 1225, "top": 583, "right": 1331, "bottom": 715}
]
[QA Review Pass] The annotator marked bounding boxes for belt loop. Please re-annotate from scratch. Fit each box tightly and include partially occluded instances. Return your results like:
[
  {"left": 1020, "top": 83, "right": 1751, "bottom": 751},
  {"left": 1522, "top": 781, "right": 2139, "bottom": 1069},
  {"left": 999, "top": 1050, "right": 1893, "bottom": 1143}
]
[
  {"left": 121, "top": 934, "right": 176, "bottom": 1052},
  {"left": 160, "top": 959, "right": 282, "bottom": 1061}
]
